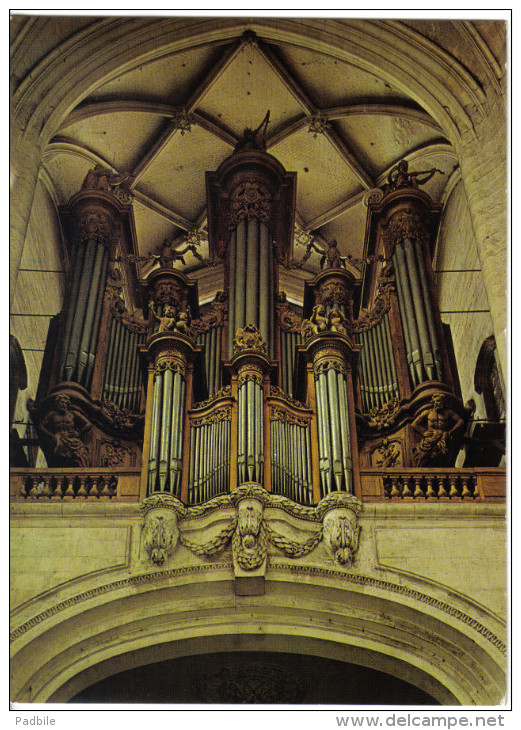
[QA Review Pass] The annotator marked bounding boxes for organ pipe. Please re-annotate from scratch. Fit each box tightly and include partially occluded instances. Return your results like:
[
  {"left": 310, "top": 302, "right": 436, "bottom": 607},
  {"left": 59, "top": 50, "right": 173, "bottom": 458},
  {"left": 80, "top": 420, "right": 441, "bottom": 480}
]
[
  {"left": 356, "top": 314, "right": 400, "bottom": 412},
  {"left": 102, "top": 314, "right": 146, "bottom": 411}
]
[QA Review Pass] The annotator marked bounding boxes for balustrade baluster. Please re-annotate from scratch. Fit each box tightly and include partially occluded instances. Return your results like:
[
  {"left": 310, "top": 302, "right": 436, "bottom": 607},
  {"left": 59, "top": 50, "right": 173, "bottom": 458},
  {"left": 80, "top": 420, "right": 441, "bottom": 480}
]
[
  {"left": 390, "top": 475, "right": 400, "bottom": 498},
  {"left": 437, "top": 476, "right": 448, "bottom": 499},
  {"left": 461, "top": 476, "right": 472, "bottom": 499},
  {"left": 401, "top": 474, "right": 412, "bottom": 497},
  {"left": 63, "top": 478, "right": 75, "bottom": 498},
  {"left": 425, "top": 475, "right": 436, "bottom": 498},
  {"left": 413, "top": 474, "right": 424, "bottom": 498},
  {"left": 449, "top": 475, "right": 459, "bottom": 499}
]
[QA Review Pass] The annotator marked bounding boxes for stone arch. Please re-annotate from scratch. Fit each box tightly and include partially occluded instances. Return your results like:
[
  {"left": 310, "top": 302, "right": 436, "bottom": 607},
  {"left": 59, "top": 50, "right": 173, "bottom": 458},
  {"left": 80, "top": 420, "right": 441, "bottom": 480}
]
[{"left": 10, "top": 568, "right": 505, "bottom": 705}]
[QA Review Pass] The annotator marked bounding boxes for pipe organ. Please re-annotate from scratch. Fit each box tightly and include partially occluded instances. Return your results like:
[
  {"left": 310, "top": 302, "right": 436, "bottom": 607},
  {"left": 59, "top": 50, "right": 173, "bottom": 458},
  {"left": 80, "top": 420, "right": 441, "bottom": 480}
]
[{"left": 30, "top": 134, "right": 470, "bottom": 504}]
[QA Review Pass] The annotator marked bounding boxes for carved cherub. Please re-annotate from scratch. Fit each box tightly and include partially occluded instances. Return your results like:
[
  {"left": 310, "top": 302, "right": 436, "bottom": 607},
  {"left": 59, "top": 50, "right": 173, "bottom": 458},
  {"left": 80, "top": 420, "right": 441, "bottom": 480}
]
[
  {"left": 174, "top": 308, "right": 192, "bottom": 336},
  {"left": 149, "top": 300, "right": 177, "bottom": 333},
  {"left": 301, "top": 304, "right": 328, "bottom": 339},
  {"left": 328, "top": 305, "right": 349, "bottom": 335}
]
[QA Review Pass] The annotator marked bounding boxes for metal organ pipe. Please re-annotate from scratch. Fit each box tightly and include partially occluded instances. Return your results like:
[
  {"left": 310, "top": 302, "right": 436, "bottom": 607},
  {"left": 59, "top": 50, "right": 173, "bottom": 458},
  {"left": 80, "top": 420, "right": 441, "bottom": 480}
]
[
  {"left": 148, "top": 371, "right": 163, "bottom": 492},
  {"left": 393, "top": 245, "right": 422, "bottom": 386},
  {"left": 393, "top": 233, "right": 445, "bottom": 387},
  {"left": 64, "top": 241, "right": 97, "bottom": 380},
  {"left": 85, "top": 248, "right": 109, "bottom": 388},
  {"left": 259, "top": 222, "right": 270, "bottom": 351},
  {"left": 413, "top": 238, "right": 443, "bottom": 380},
  {"left": 403, "top": 238, "right": 435, "bottom": 380}
]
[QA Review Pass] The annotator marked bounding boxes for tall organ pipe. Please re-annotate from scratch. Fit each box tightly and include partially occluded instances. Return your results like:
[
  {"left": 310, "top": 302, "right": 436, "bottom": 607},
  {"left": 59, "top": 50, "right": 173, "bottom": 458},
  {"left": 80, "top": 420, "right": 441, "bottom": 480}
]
[
  {"left": 64, "top": 241, "right": 97, "bottom": 380},
  {"left": 234, "top": 220, "right": 247, "bottom": 334},
  {"left": 228, "top": 229, "right": 237, "bottom": 358},
  {"left": 393, "top": 245, "right": 422, "bottom": 386},
  {"left": 246, "top": 219, "right": 259, "bottom": 326},
  {"left": 403, "top": 238, "right": 435, "bottom": 380},
  {"left": 57, "top": 242, "right": 86, "bottom": 378},
  {"left": 148, "top": 372, "right": 163, "bottom": 492},
  {"left": 413, "top": 238, "right": 443, "bottom": 380},
  {"left": 84, "top": 248, "right": 109, "bottom": 387},
  {"left": 393, "top": 235, "right": 445, "bottom": 386},
  {"left": 383, "top": 315, "right": 399, "bottom": 397}
]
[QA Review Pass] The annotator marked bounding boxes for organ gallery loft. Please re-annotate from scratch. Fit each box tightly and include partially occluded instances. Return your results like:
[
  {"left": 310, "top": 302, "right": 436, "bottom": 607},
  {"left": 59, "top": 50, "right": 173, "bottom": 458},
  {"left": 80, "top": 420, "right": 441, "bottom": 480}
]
[{"left": 10, "top": 15, "right": 507, "bottom": 705}]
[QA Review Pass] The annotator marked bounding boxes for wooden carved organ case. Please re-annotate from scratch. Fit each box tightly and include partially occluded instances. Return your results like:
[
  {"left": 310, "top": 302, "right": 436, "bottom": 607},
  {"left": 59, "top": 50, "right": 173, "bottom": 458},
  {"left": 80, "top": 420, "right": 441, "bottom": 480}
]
[{"left": 30, "top": 138, "right": 470, "bottom": 504}]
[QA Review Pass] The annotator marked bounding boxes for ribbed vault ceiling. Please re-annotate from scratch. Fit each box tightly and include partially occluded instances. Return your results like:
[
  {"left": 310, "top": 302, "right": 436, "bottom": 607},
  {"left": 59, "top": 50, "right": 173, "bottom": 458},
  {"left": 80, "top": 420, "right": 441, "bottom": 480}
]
[{"left": 42, "top": 26, "right": 458, "bottom": 289}]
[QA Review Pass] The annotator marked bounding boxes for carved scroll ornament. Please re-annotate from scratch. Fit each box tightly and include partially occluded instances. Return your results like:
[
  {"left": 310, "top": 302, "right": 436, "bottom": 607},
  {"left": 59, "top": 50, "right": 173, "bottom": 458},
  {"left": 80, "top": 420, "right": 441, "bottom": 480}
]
[
  {"left": 229, "top": 180, "right": 272, "bottom": 228},
  {"left": 385, "top": 209, "right": 429, "bottom": 250},
  {"left": 276, "top": 292, "right": 302, "bottom": 333},
  {"left": 367, "top": 398, "right": 401, "bottom": 429},
  {"left": 192, "top": 291, "right": 228, "bottom": 334},
  {"left": 73, "top": 211, "right": 118, "bottom": 250}
]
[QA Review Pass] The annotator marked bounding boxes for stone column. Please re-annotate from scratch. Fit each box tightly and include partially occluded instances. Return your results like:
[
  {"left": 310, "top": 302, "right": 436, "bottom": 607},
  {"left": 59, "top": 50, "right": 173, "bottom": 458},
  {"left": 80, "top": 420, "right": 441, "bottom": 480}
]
[{"left": 456, "top": 97, "right": 507, "bottom": 379}]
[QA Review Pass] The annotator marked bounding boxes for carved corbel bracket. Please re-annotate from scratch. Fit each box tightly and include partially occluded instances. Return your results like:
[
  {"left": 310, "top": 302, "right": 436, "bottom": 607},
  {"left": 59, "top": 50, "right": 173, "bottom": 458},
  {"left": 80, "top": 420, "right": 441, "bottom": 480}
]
[
  {"left": 230, "top": 486, "right": 269, "bottom": 593},
  {"left": 316, "top": 492, "right": 362, "bottom": 566},
  {"left": 140, "top": 493, "right": 186, "bottom": 565}
]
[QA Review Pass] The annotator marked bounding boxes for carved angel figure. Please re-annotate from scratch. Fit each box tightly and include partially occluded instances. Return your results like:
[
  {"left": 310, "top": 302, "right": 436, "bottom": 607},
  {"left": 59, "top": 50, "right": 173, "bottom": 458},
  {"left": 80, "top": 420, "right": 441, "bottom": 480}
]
[
  {"left": 381, "top": 159, "right": 442, "bottom": 194},
  {"left": 149, "top": 300, "right": 178, "bottom": 334}
]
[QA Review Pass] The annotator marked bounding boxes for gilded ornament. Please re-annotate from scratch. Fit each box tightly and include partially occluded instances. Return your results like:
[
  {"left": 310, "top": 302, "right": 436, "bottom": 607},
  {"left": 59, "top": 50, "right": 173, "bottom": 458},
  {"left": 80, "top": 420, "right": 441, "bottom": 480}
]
[
  {"left": 372, "top": 438, "right": 402, "bottom": 468},
  {"left": 270, "top": 407, "right": 309, "bottom": 427},
  {"left": 367, "top": 398, "right": 401, "bottom": 428},
  {"left": 386, "top": 209, "right": 429, "bottom": 250},
  {"left": 229, "top": 179, "right": 272, "bottom": 228},
  {"left": 193, "top": 385, "right": 232, "bottom": 410},
  {"left": 233, "top": 324, "right": 267, "bottom": 354},
  {"left": 192, "top": 406, "right": 232, "bottom": 427},
  {"left": 74, "top": 211, "right": 118, "bottom": 250},
  {"left": 269, "top": 385, "right": 306, "bottom": 410}
]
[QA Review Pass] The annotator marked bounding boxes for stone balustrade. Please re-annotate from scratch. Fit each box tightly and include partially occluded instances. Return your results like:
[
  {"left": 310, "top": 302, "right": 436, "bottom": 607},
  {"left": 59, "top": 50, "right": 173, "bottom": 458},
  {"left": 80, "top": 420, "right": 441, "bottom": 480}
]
[
  {"left": 360, "top": 467, "right": 506, "bottom": 503},
  {"left": 10, "top": 467, "right": 141, "bottom": 501}
]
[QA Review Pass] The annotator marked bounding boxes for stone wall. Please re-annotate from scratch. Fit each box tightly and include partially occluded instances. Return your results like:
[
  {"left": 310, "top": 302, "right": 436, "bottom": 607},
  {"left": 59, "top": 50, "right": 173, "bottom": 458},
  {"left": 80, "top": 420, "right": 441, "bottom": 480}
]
[
  {"left": 10, "top": 176, "right": 65, "bottom": 465},
  {"left": 434, "top": 179, "right": 496, "bottom": 419},
  {"left": 10, "top": 499, "right": 506, "bottom": 704}
]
